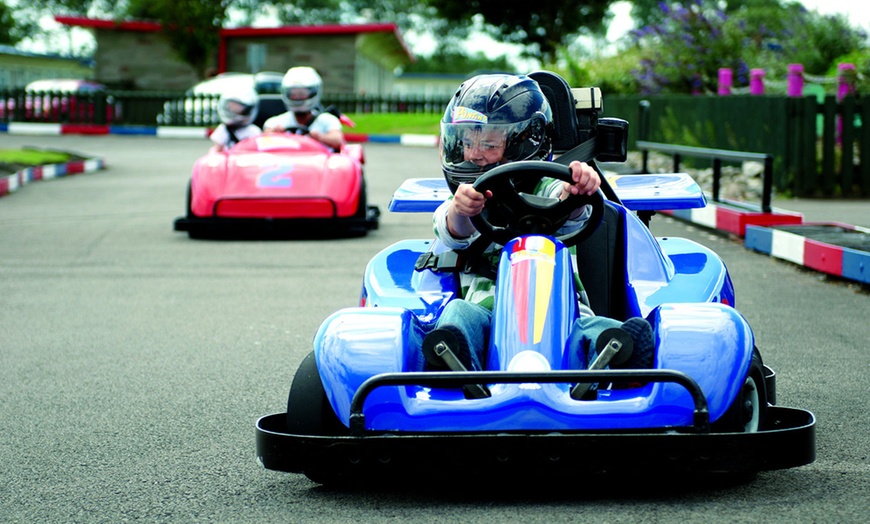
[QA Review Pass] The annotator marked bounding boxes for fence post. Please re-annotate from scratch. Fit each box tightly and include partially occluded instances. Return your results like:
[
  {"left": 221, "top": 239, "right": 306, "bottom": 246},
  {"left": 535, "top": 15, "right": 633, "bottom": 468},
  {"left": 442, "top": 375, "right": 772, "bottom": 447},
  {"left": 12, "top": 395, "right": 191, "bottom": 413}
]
[
  {"left": 762, "top": 155, "right": 773, "bottom": 213},
  {"left": 638, "top": 100, "right": 650, "bottom": 172},
  {"left": 787, "top": 64, "right": 804, "bottom": 97},
  {"left": 718, "top": 68, "right": 732, "bottom": 95},
  {"left": 750, "top": 69, "right": 765, "bottom": 95}
]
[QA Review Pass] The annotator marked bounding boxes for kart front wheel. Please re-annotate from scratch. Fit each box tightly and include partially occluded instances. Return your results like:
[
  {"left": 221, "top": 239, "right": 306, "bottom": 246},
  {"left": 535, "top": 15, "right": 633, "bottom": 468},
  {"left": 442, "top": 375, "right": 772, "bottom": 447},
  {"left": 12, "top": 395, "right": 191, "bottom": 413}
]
[
  {"left": 713, "top": 348, "right": 768, "bottom": 433},
  {"left": 286, "top": 351, "right": 347, "bottom": 437}
]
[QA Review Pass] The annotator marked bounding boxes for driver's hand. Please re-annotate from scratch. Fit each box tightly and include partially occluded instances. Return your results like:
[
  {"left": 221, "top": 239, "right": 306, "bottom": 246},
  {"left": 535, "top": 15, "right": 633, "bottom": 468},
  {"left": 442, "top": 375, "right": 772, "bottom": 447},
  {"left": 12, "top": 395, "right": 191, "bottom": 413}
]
[
  {"left": 559, "top": 161, "right": 601, "bottom": 199},
  {"left": 452, "top": 183, "right": 491, "bottom": 217},
  {"left": 446, "top": 183, "right": 492, "bottom": 239}
]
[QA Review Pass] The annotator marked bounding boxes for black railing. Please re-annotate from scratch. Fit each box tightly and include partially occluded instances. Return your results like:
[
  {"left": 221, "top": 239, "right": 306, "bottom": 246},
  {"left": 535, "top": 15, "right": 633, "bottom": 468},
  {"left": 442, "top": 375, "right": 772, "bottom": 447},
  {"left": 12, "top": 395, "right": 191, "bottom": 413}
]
[{"left": 637, "top": 140, "right": 775, "bottom": 212}]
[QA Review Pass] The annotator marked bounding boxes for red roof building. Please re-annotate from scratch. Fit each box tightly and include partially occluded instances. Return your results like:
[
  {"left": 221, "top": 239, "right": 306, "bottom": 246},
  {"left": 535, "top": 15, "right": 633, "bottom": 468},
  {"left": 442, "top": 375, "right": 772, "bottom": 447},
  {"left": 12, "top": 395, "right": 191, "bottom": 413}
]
[{"left": 55, "top": 16, "right": 415, "bottom": 95}]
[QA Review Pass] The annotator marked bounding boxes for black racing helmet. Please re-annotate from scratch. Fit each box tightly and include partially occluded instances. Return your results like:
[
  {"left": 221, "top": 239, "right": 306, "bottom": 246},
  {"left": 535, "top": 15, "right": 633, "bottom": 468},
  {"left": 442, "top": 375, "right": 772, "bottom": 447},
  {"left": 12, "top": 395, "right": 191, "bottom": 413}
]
[{"left": 440, "top": 74, "right": 553, "bottom": 193}]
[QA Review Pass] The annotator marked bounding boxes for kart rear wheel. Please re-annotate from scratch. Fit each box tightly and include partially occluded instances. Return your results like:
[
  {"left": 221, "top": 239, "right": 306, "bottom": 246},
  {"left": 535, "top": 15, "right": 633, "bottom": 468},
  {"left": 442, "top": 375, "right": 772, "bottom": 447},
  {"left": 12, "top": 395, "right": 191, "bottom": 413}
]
[
  {"left": 286, "top": 351, "right": 347, "bottom": 437},
  {"left": 713, "top": 348, "right": 768, "bottom": 433},
  {"left": 185, "top": 182, "right": 193, "bottom": 219}
]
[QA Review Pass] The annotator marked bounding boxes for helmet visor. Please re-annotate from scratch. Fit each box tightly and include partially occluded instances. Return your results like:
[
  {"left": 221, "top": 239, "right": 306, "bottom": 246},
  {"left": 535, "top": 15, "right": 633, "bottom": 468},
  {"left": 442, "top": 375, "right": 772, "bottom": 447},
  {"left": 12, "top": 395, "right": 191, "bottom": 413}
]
[
  {"left": 283, "top": 86, "right": 319, "bottom": 111},
  {"left": 440, "top": 117, "right": 542, "bottom": 180},
  {"left": 219, "top": 99, "right": 256, "bottom": 126}
]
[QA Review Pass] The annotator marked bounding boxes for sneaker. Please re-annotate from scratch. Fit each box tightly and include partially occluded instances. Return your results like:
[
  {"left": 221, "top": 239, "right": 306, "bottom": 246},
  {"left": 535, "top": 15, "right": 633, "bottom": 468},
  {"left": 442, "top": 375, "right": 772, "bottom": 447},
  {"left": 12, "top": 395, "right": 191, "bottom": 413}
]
[{"left": 614, "top": 317, "right": 655, "bottom": 369}]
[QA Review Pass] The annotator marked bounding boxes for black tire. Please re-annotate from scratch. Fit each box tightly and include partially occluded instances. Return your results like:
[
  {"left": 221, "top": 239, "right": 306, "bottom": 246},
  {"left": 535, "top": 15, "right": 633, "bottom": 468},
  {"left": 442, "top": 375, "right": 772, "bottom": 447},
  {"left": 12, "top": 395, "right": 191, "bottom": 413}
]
[
  {"left": 347, "top": 177, "right": 373, "bottom": 236},
  {"left": 185, "top": 182, "right": 193, "bottom": 219},
  {"left": 712, "top": 348, "right": 769, "bottom": 433},
  {"left": 286, "top": 351, "right": 347, "bottom": 436}
]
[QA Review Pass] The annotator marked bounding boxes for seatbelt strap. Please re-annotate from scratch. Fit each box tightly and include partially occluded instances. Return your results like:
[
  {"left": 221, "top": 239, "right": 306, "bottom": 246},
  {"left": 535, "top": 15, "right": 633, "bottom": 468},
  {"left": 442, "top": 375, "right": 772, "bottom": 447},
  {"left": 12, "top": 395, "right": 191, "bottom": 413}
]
[
  {"left": 553, "top": 136, "right": 597, "bottom": 166},
  {"left": 415, "top": 235, "right": 497, "bottom": 280},
  {"left": 226, "top": 125, "right": 241, "bottom": 147}
]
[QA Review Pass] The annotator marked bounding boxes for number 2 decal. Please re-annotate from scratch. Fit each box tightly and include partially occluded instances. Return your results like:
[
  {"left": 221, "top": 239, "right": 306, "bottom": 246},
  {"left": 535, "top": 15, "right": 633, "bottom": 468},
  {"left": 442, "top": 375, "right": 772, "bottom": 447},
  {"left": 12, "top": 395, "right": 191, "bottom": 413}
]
[{"left": 258, "top": 167, "right": 293, "bottom": 187}]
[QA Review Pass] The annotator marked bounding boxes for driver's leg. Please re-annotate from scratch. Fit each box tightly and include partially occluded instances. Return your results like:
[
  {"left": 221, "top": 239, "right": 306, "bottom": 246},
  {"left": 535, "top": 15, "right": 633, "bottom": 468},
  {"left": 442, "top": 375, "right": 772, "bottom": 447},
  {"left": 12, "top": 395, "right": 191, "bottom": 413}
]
[
  {"left": 423, "top": 299, "right": 490, "bottom": 372},
  {"left": 570, "top": 316, "right": 655, "bottom": 370}
]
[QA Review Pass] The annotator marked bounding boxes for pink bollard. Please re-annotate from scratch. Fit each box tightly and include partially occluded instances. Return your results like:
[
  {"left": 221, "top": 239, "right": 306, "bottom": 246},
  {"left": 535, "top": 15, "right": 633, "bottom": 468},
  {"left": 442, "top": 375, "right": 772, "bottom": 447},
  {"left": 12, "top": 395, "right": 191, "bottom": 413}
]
[
  {"left": 787, "top": 64, "right": 803, "bottom": 97},
  {"left": 718, "top": 68, "right": 732, "bottom": 95},
  {"left": 837, "top": 63, "right": 857, "bottom": 101},
  {"left": 750, "top": 69, "right": 765, "bottom": 95}
]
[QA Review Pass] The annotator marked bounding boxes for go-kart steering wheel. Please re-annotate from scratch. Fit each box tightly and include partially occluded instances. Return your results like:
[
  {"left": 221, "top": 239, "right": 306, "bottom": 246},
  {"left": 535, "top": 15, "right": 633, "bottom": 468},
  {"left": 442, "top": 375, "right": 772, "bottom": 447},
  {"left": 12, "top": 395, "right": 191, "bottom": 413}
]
[
  {"left": 470, "top": 160, "right": 605, "bottom": 247},
  {"left": 284, "top": 125, "right": 310, "bottom": 135}
]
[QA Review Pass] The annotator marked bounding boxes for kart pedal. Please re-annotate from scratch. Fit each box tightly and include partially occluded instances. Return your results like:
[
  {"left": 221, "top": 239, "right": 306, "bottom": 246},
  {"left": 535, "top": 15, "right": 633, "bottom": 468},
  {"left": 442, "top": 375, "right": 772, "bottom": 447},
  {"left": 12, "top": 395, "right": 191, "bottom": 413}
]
[
  {"left": 422, "top": 328, "right": 491, "bottom": 399},
  {"left": 570, "top": 327, "right": 634, "bottom": 400}
]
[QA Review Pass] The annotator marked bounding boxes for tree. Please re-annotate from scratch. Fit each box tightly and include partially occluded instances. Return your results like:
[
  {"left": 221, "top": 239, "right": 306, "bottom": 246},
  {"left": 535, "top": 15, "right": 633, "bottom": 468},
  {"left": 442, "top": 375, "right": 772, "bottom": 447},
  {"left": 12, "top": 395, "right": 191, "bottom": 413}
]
[
  {"left": 403, "top": 48, "right": 517, "bottom": 75},
  {"left": 0, "top": 1, "right": 39, "bottom": 45},
  {"left": 125, "top": 0, "right": 230, "bottom": 78},
  {"left": 425, "top": 0, "right": 616, "bottom": 65},
  {"left": 628, "top": 0, "right": 869, "bottom": 94},
  {"left": 629, "top": 0, "right": 784, "bottom": 30}
]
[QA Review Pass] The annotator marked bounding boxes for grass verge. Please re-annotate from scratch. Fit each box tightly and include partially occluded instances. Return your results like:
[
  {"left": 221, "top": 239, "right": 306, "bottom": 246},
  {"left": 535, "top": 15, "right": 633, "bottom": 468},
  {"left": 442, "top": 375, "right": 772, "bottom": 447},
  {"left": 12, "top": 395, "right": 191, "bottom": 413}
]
[{"left": 344, "top": 112, "right": 441, "bottom": 136}]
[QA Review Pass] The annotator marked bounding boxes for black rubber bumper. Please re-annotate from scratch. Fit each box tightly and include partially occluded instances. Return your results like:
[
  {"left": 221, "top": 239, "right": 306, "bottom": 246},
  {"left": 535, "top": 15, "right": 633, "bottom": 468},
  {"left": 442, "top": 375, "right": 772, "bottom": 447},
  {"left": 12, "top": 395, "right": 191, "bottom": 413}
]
[{"left": 255, "top": 405, "right": 815, "bottom": 482}]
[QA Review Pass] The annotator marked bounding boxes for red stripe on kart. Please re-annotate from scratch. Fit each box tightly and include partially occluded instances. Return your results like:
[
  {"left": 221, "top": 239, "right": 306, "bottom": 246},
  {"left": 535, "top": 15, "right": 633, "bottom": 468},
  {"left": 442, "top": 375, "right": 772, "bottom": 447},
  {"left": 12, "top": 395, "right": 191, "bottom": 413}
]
[{"left": 216, "top": 198, "right": 336, "bottom": 218}]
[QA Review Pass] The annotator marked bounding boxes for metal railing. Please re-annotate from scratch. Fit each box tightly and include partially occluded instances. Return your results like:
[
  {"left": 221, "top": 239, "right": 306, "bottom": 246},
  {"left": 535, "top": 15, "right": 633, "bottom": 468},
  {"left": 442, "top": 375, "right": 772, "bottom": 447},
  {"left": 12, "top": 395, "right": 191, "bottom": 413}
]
[{"left": 637, "top": 140, "right": 775, "bottom": 212}]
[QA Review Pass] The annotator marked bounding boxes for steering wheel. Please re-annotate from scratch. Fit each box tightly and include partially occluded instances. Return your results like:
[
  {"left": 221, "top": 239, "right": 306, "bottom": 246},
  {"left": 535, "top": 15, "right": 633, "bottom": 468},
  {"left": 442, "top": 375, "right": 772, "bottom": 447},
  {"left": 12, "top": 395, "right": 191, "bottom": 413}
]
[
  {"left": 470, "top": 160, "right": 605, "bottom": 247},
  {"left": 284, "top": 124, "right": 310, "bottom": 135}
]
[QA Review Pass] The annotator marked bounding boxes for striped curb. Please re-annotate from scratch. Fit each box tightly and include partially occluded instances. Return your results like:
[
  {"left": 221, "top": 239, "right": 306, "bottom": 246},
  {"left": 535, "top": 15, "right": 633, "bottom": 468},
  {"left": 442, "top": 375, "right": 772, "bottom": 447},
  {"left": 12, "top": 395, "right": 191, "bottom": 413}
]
[
  {"left": 660, "top": 198, "right": 803, "bottom": 237},
  {"left": 745, "top": 223, "right": 870, "bottom": 284},
  {"left": 0, "top": 156, "right": 105, "bottom": 198}
]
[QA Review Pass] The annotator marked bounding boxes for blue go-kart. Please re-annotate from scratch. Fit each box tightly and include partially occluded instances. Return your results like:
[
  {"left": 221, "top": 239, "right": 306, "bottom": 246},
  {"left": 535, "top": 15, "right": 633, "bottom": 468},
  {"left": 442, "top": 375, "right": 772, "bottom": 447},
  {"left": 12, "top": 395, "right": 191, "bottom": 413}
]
[{"left": 255, "top": 75, "right": 815, "bottom": 485}]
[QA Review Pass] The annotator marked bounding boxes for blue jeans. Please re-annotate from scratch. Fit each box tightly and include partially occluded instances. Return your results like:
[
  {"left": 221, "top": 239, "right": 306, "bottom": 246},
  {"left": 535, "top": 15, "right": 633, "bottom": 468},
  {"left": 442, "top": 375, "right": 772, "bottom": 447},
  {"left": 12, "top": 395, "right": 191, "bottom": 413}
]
[{"left": 430, "top": 299, "right": 623, "bottom": 371}]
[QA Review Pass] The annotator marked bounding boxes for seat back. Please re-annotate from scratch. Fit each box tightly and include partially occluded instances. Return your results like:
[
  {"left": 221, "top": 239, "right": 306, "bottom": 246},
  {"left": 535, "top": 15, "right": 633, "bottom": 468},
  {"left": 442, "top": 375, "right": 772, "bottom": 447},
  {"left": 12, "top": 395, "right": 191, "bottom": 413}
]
[
  {"left": 528, "top": 71, "right": 580, "bottom": 154},
  {"left": 255, "top": 95, "right": 285, "bottom": 128},
  {"left": 574, "top": 202, "right": 629, "bottom": 320}
]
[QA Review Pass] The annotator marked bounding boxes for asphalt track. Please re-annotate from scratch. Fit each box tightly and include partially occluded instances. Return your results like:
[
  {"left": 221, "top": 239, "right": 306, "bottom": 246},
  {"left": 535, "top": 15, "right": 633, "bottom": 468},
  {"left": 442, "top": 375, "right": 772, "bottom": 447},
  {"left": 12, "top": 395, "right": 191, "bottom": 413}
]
[{"left": 0, "top": 135, "right": 867, "bottom": 523}]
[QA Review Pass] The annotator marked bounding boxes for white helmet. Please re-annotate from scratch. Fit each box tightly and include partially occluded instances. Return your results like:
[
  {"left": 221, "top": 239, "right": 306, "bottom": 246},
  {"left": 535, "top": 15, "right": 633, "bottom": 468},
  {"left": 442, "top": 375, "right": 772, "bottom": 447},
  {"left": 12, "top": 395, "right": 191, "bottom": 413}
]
[
  {"left": 217, "top": 86, "right": 259, "bottom": 127},
  {"left": 280, "top": 66, "right": 322, "bottom": 113}
]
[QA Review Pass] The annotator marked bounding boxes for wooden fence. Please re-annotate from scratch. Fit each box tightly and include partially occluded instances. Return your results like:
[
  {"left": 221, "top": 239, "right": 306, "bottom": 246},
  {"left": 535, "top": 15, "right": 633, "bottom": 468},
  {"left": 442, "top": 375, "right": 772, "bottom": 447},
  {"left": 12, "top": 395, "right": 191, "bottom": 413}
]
[{"left": 603, "top": 94, "right": 867, "bottom": 198}]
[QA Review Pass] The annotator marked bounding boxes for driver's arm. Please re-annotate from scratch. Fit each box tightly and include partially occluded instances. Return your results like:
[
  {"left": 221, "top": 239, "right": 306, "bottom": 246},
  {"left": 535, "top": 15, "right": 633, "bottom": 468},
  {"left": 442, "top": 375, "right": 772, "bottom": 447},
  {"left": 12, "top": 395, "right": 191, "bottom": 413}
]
[
  {"left": 446, "top": 183, "right": 491, "bottom": 239},
  {"left": 309, "top": 128, "right": 344, "bottom": 150},
  {"left": 262, "top": 114, "right": 286, "bottom": 133}
]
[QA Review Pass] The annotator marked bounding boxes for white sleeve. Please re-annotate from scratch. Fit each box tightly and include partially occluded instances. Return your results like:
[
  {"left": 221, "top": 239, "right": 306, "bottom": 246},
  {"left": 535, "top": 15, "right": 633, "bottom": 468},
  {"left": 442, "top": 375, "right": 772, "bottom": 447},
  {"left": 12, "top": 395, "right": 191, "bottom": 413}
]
[
  {"left": 311, "top": 112, "right": 342, "bottom": 134},
  {"left": 432, "top": 198, "right": 480, "bottom": 250},
  {"left": 263, "top": 112, "right": 294, "bottom": 130},
  {"left": 209, "top": 125, "right": 228, "bottom": 146}
]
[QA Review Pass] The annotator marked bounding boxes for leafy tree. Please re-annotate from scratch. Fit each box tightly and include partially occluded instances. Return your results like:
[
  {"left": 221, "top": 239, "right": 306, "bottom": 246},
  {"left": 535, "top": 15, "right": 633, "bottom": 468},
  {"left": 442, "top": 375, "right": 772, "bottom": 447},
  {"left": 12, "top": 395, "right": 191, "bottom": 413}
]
[
  {"left": 403, "top": 48, "right": 517, "bottom": 75},
  {"left": 0, "top": 1, "right": 39, "bottom": 45},
  {"left": 629, "top": 0, "right": 784, "bottom": 30},
  {"left": 125, "top": 0, "right": 230, "bottom": 78},
  {"left": 628, "top": 0, "right": 868, "bottom": 94},
  {"left": 424, "top": 0, "right": 616, "bottom": 65}
]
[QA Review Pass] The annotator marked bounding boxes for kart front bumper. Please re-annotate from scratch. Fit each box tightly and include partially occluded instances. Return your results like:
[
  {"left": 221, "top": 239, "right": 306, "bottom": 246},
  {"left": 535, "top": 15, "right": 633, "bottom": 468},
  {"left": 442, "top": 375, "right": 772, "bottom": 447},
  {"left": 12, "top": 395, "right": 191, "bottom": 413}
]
[
  {"left": 256, "top": 405, "right": 815, "bottom": 482},
  {"left": 258, "top": 368, "right": 815, "bottom": 484},
  {"left": 173, "top": 205, "right": 379, "bottom": 238}
]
